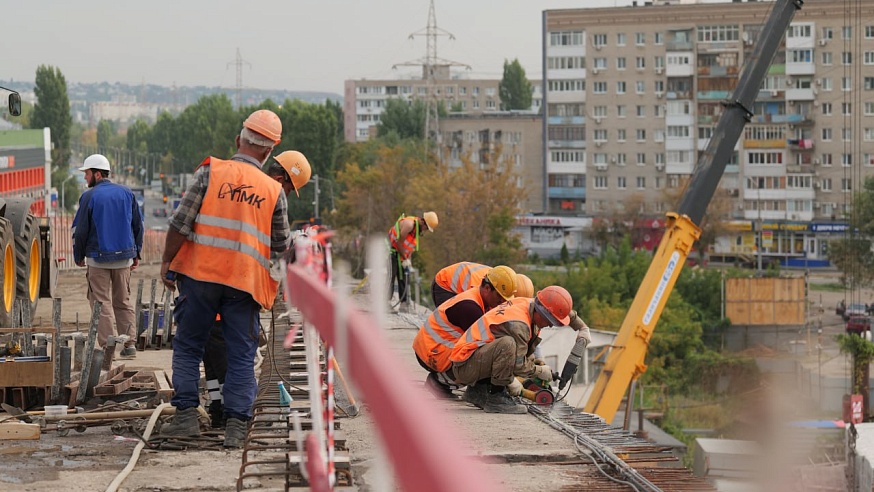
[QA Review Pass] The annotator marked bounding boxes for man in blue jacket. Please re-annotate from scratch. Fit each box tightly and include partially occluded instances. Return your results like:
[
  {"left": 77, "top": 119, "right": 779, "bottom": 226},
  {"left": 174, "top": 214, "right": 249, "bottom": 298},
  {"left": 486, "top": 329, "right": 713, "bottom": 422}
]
[{"left": 73, "top": 154, "right": 144, "bottom": 357}]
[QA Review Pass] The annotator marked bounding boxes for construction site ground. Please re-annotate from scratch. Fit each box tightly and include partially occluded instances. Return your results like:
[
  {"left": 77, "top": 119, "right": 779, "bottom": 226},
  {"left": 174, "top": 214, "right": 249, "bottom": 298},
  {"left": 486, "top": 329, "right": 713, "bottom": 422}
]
[{"left": 0, "top": 262, "right": 863, "bottom": 491}]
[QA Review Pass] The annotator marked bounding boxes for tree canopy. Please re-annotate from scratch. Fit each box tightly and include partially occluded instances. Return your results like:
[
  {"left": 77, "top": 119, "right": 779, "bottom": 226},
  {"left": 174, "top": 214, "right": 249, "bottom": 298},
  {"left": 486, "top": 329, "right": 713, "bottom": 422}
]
[
  {"left": 30, "top": 65, "right": 72, "bottom": 169},
  {"left": 498, "top": 59, "right": 533, "bottom": 111},
  {"left": 830, "top": 176, "right": 874, "bottom": 287},
  {"left": 376, "top": 98, "right": 426, "bottom": 140}
]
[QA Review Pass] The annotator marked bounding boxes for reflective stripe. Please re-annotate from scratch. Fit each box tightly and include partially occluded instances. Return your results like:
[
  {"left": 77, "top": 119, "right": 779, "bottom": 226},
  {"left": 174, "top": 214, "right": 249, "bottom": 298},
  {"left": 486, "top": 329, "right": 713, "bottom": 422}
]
[
  {"left": 189, "top": 232, "right": 272, "bottom": 271},
  {"left": 450, "top": 263, "right": 488, "bottom": 293},
  {"left": 196, "top": 213, "right": 271, "bottom": 247},
  {"left": 423, "top": 314, "right": 464, "bottom": 349}
]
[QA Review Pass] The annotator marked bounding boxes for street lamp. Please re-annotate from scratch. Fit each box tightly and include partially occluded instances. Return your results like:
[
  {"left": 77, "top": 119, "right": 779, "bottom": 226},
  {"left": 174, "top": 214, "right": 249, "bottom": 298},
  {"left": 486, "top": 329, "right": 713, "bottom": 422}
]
[{"left": 310, "top": 174, "right": 337, "bottom": 220}]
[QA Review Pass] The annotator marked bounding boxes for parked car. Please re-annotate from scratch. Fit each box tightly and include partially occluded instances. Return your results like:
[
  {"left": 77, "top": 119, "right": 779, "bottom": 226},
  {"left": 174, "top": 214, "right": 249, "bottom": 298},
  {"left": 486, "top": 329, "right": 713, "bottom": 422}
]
[
  {"left": 844, "top": 303, "right": 868, "bottom": 322},
  {"left": 846, "top": 316, "right": 872, "bottom": 335},
  {"left": 153, "top": 208, "right": 168, "bottom": 218}
]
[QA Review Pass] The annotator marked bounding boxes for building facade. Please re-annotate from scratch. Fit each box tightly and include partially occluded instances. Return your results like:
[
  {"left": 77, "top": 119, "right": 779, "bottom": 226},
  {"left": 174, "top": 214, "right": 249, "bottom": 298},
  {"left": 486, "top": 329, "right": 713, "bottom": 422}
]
[{"left": 543, "top": 0, "right": 874, "bottom": 265}]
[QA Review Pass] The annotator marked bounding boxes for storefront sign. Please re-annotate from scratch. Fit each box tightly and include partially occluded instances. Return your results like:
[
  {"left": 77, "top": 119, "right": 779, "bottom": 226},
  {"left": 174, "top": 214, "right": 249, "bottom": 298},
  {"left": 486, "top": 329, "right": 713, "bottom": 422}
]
[{"left": 810, "top": 223, "right": 849, "bottom": 233}]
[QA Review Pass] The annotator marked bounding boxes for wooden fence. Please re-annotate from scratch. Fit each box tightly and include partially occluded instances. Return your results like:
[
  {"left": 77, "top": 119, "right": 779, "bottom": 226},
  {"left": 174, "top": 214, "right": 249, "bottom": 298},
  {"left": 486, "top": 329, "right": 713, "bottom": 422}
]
[{"left": 724, "top": 276, "right": 806, "bottom": 326}]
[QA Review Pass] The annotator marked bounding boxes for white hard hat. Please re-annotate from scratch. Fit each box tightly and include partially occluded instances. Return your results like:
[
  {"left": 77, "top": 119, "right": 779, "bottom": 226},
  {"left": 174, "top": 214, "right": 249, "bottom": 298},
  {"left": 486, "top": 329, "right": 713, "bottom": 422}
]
[{"left": 78, "top": 154, "right": 111, "bottom": 172}]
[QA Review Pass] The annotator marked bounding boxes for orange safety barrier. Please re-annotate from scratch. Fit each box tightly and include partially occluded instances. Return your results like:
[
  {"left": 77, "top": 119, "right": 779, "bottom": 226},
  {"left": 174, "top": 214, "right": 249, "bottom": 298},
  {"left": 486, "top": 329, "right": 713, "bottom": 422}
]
[{"left": 284, "top": 263, "right": 502, "bottom": 492}]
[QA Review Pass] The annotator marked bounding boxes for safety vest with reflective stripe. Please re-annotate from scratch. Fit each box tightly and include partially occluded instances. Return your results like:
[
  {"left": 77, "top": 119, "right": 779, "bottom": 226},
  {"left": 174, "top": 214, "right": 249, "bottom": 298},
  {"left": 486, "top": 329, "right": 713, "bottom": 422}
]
[
  {"left": 434, "top": 262, "right": 489, "bottom": 295},
  {"left": 170, "top": 157, "right": 282, "bottom": 309},
  {"left": 413, "top": 287, "right": 486, "bottom": 372},
  {"left": 387, "top": 216, "right": 420, "bottom": 260},
  {"left": 449, "top": 298, "right": 533, "bottom": 363}
]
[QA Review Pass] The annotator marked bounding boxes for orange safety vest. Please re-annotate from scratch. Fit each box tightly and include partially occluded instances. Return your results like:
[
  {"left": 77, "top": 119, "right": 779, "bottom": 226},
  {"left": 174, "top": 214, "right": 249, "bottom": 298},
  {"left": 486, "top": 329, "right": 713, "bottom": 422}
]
[
  {"left": 170, "top": 157, "right": 282, "bottom": 310},
  {"left": 412, "top": 287, "right": 486, "bottom": 372},
  {"left": 449, "top": 298, "right": 533, "bottom": 364},
  {"left": 434, "top": 262, "right": 490, "bottom": 294},
  {"left": 387, "top": 216, "right": 420, "bottom": 260}
]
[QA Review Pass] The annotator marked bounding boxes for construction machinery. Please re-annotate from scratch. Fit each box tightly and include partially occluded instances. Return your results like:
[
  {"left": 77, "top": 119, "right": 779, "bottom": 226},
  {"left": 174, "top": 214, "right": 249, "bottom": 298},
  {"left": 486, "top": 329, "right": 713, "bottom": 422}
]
[
  {"left": 0, "top": 124, "right": 58, "bottom": 327},
  {"left": 584, "top": 0, "right": 803, "bottom": 423}
]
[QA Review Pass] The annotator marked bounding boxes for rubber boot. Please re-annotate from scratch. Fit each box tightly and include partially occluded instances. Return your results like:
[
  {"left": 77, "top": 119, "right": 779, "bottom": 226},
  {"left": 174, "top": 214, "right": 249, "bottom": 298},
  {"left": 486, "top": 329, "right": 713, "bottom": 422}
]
[
  {"left": 481, "top": 386, "right": 527, "bottom": 415},
  {"left": 161, "top": 407, "right": 201, "bottom": 437},
  {"left": 223, "top": 418, "right": 248, "bottom": 448}
]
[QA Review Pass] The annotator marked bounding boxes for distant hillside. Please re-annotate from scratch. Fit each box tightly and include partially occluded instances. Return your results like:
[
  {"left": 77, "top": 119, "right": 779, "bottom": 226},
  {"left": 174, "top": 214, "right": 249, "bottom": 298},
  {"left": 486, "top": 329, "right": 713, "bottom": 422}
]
[{"left": 0, "top": 79, "right": 342, "bottom": 107}]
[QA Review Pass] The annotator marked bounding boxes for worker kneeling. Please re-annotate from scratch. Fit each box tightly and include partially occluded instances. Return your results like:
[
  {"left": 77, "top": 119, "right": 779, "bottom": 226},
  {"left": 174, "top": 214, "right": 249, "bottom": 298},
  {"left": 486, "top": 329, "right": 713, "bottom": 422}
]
[
  {"left": 449, "top": 286, "right": 575, "bottom": 414},
  {"left": 413, "top": 266, "right": 517, "bottom": 399}
]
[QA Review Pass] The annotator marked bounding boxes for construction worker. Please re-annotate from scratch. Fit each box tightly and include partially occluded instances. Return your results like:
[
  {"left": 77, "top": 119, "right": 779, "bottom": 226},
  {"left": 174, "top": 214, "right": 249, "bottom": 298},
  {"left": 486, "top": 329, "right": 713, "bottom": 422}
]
[
  {"left": 202, "top": 149, "right": 312, "bottom": 428},
  {"left": 449, "top": 286, "right": 587, "bottom": 414},
  {"left": 432, "top": 261, "right": 535, "bottom": 307},
  {"left": 515, "top": 274, "right": 535, "bottom": 298},
  {"left": 159, "top": 109, "right": 289, "bottom": 448},
  {"left": 387, "top": 212, "right": 438, "bottom": 310},
  {"left": 413, "top": 265, "right": 518, "bottom": 398}
]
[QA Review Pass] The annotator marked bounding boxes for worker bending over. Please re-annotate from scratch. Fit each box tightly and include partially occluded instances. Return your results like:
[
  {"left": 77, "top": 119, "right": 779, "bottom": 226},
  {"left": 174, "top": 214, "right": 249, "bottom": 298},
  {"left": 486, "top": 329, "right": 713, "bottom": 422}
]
[
  {"left": 431, "top": 261, "right": 535, "bottom": 307},
  {"left": 449, "top": 286, "right": 591, "bottom": 414},
  {"left": 387, "top": 212, "right": 438, "bottom": 310},
  {"left": 413, "top": 266, "right": 518, "bottom": 398}
]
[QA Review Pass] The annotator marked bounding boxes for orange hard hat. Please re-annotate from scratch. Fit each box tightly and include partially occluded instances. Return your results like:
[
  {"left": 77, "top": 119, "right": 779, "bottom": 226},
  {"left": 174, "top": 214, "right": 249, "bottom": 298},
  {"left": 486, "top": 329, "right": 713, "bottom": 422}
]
[
  {"left": 534, "top": 286, "right": 573, "bottom": 326},
  {"left": 515, "top": 274, "right": 535, "bottom": 298},
  {"left": 273, "top": 151, "right": 312, "bottom": 197},
  {"left": 243, "top": 109, "right": 282, "bottom": 145}
]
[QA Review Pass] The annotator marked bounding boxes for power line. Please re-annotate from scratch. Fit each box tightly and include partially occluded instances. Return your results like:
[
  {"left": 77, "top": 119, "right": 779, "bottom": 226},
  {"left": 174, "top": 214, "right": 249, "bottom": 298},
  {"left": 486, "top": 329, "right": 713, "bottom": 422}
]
[{"left": 227, "top": 48, "right": 252, "bottom": 109}]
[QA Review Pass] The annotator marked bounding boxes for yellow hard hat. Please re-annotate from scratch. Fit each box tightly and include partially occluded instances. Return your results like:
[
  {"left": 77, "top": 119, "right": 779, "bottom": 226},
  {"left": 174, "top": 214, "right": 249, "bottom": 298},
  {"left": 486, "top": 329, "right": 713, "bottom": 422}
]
[
  {"left": 423, "top": 211, "right": 438, "bottom": 231},
  {"left": 515, "top": 274, "right": 534, "bottom": 298},
  {"left": 243, "top": 109, "right": 282, "bottom": 145},
  {"left": 273, "top": 151, "right": 312, "bottom": 197},
  {"left": 485, "top": 265, "right": 517, "bottom": 301}
]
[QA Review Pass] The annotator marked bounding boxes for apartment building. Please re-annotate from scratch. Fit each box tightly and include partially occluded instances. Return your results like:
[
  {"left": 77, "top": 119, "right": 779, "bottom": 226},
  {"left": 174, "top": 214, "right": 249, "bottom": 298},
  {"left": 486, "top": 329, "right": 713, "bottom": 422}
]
[{"left": 544, "top": 0, "right": 874, "bottom": 266}]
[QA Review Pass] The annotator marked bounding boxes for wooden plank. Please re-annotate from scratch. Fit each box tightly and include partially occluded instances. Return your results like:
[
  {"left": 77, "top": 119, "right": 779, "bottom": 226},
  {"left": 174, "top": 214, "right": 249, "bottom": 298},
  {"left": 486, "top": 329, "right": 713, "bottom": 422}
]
[
  {"left": 93, "top": 370, "right": 138, "bottom": 396},
  {"left": 0, "top": 422, "right": 41, "bottom": 440},
  {"left": 153, "top": 370, "right": 173, "bottom": 400},
  {"left": 0, "top": 361, "right": 54, "bottom": 387}
]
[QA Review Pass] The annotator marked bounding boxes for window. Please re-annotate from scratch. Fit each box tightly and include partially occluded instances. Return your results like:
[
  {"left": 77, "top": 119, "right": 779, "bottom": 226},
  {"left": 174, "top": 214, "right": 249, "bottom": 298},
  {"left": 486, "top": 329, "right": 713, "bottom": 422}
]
[
  {"left": 843, "top": 103, "right": 852, "bottom": 116},
  {"left": 547, "top": 56, "right": 586, "bottom": 70},
  {"left": 635, "top": 32, "right": 645, "bottom": 45},
  {"left": 617, "top": 33, "right": 626, "bottom": 46},
  {"left": 617, "top": 57, "right": 627, "bottom": 70},
  {"left": 473, "top": 87, "right": 480, "bottom": 96},
  {"left": 617, "top": 105, "right": 627, "bottom": 118},
  {"left": 843, "top": 52, "right": 853, "bottom": 65},
  {"left": 593, "top": 129, "right": 608, "bottom": 142},
  {"left": 593, "top": 153, "right": 608, "bottom": 165},
  {"left": 617, "top": 177, "right": 627, "bottom": 189},
  {"left": 636, "top": 81, "right": 645, "bottom": 94},
  {"left": 593, "top": 82, "right": 607, "bottom": 94},
  {"left": 636, "top": 176, "right": 646, "bottom": 189},
  {"left": 822, "top": 27, "right": 833, "bottom": 39},
  {"left": 788, "top": 25, "right": 812, "bottom": 38},
  {"left": 790, "top": 50, "right": 812, "bottom": 63},
  {"left": 866, "top": 53, "right": 874, "bottom": 66},
  {"left": 865, "top": 128, "right": 874, "bottom": 141},
  {"left": 667, "top": 126, "right": 690, "bottom": 137},
  {"left": 636, "top": 153, "right": 646, "bottom": 165},
  {"left": 822, "top": 51, "right": 833, "bottom": 65},
  {"left": 636, "top": 57, "right": 646, "bottom": 69},
  {"left": 654, "top": 80, "right": 665, "bottom": 92},
  {"left": 548, "top": 80, "right": 585, "bottom": 92},
  {"left": 485, "top": 99, "right": 496, "bottom": 110},
  {"left": 842, "top": 178, "right": 852, "bottom": 192},
  {"left": 699, "top": 127, "right": 715, "bottom": 139},
  {"left": 843, "top": 153, "right": 853, "bottom": 166},
  {"left": 821, "top": 153, "right": 833, "bottom": 167},
  {"left": 842, "top": 26, "right": 852, "bottom": 40},
  {"left": 593, "top": 57, "right": 608, "bottom": 69},
  {"left": 821, "top": 128, "right": 832, "bottom": 140},
  {"left": 616, "top": 81, "right": 626, "bottom": 94},
  {"left": 654, "top": 56, "right": 665, "bottom": 69},
  {"left": 655, "top": 153, "right": 665, "bottom": 165},
  {"left": 636, "top": 105, "right": 646, "bottom": 117},
  {"left": 617, "top": 129, "right": 627, "bottom": 142},
  {"left": 821, "top": 102, "right": 832, "bottom": 115},
  {"left": 843, "top": 77, "right": 852, "bottom": 91},
  {"left": 697, "top": 25, "right": 740, "bottom": 42},
  {"left": 472, "top": 99, "right": 480, "bottom": 109},
  {"left": 654, "top": 105, "right": 665, "bottom": 118},
  {"left": 550, "top": 31, "right": 584, "bottom": 46},
  {"left": 459, "top": 87, "right": 467, "bottom": 95},
  {"left": 822, "top": 78, "right": 833, "bottom": 91},
  {"left": 654, "top": 32, "right": 664, "bottom": 44},
  {"left": 551, "top": 151, "right": 585, "bottom": 163},
  {"left": 593, "top": 33, "right": 607, "bottom": 47},
  {"left": 654, "top": 129, "right": 665, "bottom": 142},
  {"left": 593, "top": 176, "right": 608, "bottom": 189},
  {"left": 867, "top": 102, "right": 874, "bottom": 115},
  {"left": 867, "top": 26, "right": 874, "bottom": 39},
  {"left": 821, "top": 178, "right": 832, "bottom": 191},
  {"left": 593, "top": 105, "right": 608, "bottom": 117},
  {"left": 747, "top": 151, "right": 783, "bottom": 165},
  {"left": 617, "top": 153, "right": 627, "bottom": 165}
]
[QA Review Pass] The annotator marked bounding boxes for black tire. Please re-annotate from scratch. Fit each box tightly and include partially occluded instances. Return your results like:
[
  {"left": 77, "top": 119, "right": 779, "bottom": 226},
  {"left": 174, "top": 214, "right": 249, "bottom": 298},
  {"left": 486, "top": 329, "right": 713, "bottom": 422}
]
[
  {"left": 14, "top": 213, "right": 40, "bottom": 319},
  {"left": 0, "top": 217, "right": 16, "bottom": 327}
]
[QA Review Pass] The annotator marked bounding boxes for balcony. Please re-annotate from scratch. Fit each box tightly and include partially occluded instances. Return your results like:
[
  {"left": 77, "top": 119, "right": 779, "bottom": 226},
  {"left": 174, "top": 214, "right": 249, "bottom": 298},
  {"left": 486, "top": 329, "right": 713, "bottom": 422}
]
[
  {"left": 548, "top": 186, "right": 586, "bottom": 200},
  {"left": 666, "top": 40, "right": 693, "bottom": 51},
  {"left": 697, "top": 90, "right": 731, "bottom": 100},
  {"left": 697, "top": 65, "right": 740, "bottom": 77},
  {"left": 787, "top": 138, "right": 814, "bottom": 151},
  {"left": 548, "top": 115, "right": 585, "bottom": 126}
]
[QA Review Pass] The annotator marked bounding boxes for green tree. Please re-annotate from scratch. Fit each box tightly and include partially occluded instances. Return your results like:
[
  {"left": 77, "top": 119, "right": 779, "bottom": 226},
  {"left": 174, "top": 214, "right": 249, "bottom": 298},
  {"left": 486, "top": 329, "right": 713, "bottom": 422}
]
[
  {"left": 96, "top": 119, "right": 116, "bottom": 153},
  {"left": 30, "top": 65, "right": 72, "bottom": 169},
  {"left": 376, "top": 98, "right": 425, "bottom": 140},
  {"left": 830, "top": 176, "right": 874, "bottom": 287},
  {"left": 126, "top": 119, "right": 151, "bottom": 153},
  {"left": 837, "top": 333, "right": 874, "bottom": 418},
  {"left": 498, "top": 59, "right": 533, "bottom": 111},
  {"left": 171, "top": 94, "right": 237, "bottom": 173}
]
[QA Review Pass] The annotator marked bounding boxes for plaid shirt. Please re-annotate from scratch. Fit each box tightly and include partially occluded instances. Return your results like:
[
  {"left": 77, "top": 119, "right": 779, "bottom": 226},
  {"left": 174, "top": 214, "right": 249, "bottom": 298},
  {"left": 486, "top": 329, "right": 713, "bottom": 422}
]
[{"left": 169, "top": 154, "right": 290, "bottom": 253}]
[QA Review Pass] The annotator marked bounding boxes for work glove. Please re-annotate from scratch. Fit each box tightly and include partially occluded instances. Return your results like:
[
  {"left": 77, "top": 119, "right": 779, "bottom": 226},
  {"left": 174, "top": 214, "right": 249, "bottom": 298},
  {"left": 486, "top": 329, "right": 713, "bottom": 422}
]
[
  {"left": 533, "top": 358, "right": 546, "bottom": 366},
  {"left": 533, "top": 364, "right": 554, "bottom": 382},
  {"left": 576, "top": 327, "right": 592, "bottom": 347},
  {"left": 507, "top": 378, "right": 523, "bottom": 397},
  {"left": 402, "top": 258, "right": 412, "bottom": 269},
  {"left": 569, "top": 310, "right": 587, "bottom": 331}
]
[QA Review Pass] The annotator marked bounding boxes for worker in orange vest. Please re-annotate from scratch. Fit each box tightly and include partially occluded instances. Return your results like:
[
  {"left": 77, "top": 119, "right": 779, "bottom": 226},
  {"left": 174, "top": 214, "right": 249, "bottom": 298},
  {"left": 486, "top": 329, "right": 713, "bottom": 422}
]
[
  {"left": 202, "top": 149, "right": 312, "bottom": 428},
  {"left": 159, "top": 109, "right": 289, "bottom": 448},
  {"left": 387, "top": 212, "right": 438, "bottom": 310},
  {"left": 449, "top": 286, "right": 589, "bottom": 414},
  {"left": 432, "top": 261, "right": 535, "bottom": 307},
  {"left": 413, "top": 266, "right": 517, "bottom": 399}
]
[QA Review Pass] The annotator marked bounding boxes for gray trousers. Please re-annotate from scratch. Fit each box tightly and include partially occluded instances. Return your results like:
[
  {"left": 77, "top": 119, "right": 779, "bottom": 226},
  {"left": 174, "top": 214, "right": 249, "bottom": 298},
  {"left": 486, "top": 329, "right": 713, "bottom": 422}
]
[
  {"left": 86, "top": 265, "right": 137, "bottom": 347},
  {"left": 451, "top": 336, "right": 516, "bottom": 387}
]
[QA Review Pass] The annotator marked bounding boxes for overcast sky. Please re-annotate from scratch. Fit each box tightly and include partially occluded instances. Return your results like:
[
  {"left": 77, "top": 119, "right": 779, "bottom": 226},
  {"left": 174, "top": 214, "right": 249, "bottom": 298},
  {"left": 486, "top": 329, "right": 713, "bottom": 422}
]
[{"left": 7, "top": 0, "right": 649, "bottom": 95}]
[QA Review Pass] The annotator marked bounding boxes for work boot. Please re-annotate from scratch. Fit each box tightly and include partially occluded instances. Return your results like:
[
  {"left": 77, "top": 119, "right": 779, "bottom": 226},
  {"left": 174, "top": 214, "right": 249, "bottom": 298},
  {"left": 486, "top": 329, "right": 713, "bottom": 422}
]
[
  {"left": 481, "top": 388, "right": 528, "bottom": 415},
  {"left": 424, "top": 372, "right": 455, "bottom": 400},
  {"left": 120, "top": 345, "right": 136, "bottom": 358},
  {"left": 223, "top": 418, "right": 249, "bottom": 448},
  {"left": 208, "top": 400, "right": 227, "bottom": 429},
  {"left": 462, "top": 383, "right": 488, "bottom": 409},
  {"left": 161, "top": 407, "right": 201, "bottom": 437}
]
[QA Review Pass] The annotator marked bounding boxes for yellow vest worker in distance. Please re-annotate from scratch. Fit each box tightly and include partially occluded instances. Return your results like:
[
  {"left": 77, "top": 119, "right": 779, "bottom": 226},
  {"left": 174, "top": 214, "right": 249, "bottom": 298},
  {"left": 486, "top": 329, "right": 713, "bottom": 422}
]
[
  {"left": 387, "top": 212, "right": 437, "bottom": 307},
  {"left": 159, "top": 109, "right": 289, "bottom": 448},
  {"left": 413, "top": 266, "right": 517, "bottom": 399},
  {"left": 450, "top": 286, "right": 581, "bottom": 414}
]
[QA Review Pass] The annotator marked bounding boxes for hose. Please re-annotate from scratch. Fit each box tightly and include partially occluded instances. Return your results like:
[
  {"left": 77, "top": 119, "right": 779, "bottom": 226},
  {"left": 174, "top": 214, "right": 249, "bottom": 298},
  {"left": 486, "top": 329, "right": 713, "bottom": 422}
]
[{"left": 104, "top": 402, "right": 171, "bottom": 492}]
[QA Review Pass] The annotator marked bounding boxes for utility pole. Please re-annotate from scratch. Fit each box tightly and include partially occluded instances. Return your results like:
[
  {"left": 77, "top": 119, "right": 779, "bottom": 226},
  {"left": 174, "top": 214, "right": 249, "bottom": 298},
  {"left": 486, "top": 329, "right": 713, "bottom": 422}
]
[
  {"left": 227, "top": 48, "right": 251, "bottom": 109},
  {"left": 392, "top": 0, "right": 469, "bottom": 157}
]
